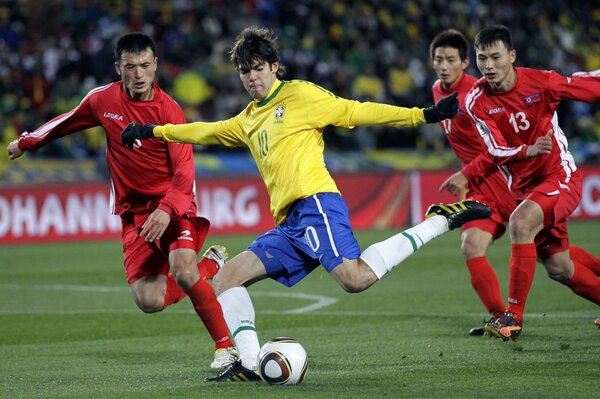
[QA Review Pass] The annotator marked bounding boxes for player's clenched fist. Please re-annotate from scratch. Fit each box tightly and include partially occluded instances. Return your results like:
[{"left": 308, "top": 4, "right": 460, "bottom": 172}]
[
  {"left": 423, "top": 91, "right": 459, "bottom": 123},
  {"left": 121, "top": 122, "right": 156, "bottom": 148}
]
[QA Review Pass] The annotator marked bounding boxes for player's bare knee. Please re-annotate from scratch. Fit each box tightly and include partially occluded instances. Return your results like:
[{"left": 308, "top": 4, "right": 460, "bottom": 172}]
[
  {"left": 338, "top": 278, "right": 369, "bottom": 293},
  {"left": 212, "top": 269, "right": 240, "bottom": 296},
  {"left": 460, "top": 238, "right": 484, "bottom": 259},
  {"left": 508, "top": 213, "right": 540, "bottom": 242},
  {"left": 546, "top": 269, "right": 570, "bottom": 282},
  {"left": 338, "top": 269, "right": 373, "bottom": 293},
  {"left": 543, "top": 260, "right": 572, "bottom": 282},
  {"left": 171, "top": 263, "right": 197, "bottom": 290},
  {"left": 333, "top": 260, "right": 377, "bottom": 293},
  {"left": 134, "top": 293, "right": 164, "bottom": 313}
]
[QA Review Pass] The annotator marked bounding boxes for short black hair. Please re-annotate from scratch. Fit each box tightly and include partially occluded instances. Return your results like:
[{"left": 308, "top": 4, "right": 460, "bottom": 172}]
[
  {"left": 474, "top": 25, "right": 513, "bottom": 52},
  {"left": 115, "top": 32, "right": 156, "bottom": 62},
  {"left": 430, "top": 29, "right": 470, "bottom": 61},
  {"left": 229, "top": 26, "right": 286, "bottom": 79}
]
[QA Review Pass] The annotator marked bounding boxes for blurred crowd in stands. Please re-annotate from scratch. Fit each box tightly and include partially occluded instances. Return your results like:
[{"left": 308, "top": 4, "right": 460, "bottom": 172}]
[{"left": 1, "top": 0, "right": 599, "bottom": 167}]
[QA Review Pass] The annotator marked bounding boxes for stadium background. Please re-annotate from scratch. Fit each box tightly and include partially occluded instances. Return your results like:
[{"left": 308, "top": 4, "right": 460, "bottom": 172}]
[{"left": 1, "top": 0, "right": 599, "bottom": 243}]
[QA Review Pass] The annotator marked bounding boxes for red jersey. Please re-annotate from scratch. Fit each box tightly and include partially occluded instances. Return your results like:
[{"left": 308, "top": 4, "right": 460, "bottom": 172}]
[
  {"left": 465, "top": 68, "right": 600, "bottom": 199},
  {"left": 17, "top": 82, "right": 195, "bottom": 217},
  {"left": 433, "top": 73, "right": 515, "bottom": 217}
]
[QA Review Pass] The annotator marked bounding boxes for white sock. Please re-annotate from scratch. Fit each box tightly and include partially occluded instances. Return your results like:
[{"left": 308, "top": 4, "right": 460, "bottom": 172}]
[
  {"left": 360, "top": 215, "right": 449, "bottom": 279},
  {"left": 217, "top": 287, "right": 261, "bottom": 370}
]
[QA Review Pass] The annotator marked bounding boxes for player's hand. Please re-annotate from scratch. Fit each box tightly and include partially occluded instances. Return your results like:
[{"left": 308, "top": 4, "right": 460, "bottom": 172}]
[
  {"left": 526, "top": 130, "right": 553, "bottom": 158},
  {"left": 423, "top": 92, "right": 459, "bottom": 123},
  {"left": 7, "top": 139, "right": 24, "bottom": 160},
  {"left": 121, "top": 122, "right": 156, "bottom": 148},
  {"left": 140, "top": 208, "right": 171, "bottom": 242},
  {"left": 439, "top": 170, "right": 468, "bottom": 195}
]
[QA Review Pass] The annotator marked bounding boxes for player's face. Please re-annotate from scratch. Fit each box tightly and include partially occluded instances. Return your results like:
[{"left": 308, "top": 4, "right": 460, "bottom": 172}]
[
  {"left": 239, "top": 59, "right": 279, "bottom": 101},
  {"left": 476, "top": 40, "right": 516, "bottom": 92},
  {"left": 432, "top": 47, "right": 469, "bottom": 90},
  {"left": 115, "top": 48, "right": 157, "bottom": 101}
]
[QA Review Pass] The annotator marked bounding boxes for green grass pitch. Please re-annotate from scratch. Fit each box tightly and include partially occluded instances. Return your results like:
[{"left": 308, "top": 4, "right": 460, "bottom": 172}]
[{"left": 1, "top": 221, "right": 599, "bottom": 398}]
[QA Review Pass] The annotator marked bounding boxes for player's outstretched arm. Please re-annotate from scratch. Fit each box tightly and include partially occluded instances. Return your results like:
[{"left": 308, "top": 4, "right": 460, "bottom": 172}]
[
  {"left": 121, "top": 122, "right": 157, "bottom": 148},
  {"left": 423, "top": 91, "right": 459, "bottom": 123}
]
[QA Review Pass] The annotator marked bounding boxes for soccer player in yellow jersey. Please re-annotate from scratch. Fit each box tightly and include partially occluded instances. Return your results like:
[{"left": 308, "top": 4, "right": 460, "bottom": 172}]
[{"left": 122, "top": 26, "right": 491, "bottom": 382}]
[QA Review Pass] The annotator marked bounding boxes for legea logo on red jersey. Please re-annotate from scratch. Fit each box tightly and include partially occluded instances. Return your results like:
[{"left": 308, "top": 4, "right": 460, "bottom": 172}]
[
  {"left": 103, "top": 112, "right": 124, "bottom": 121},
  {"left": 487, "top": 107, "right": 504, "bottom": 114}
]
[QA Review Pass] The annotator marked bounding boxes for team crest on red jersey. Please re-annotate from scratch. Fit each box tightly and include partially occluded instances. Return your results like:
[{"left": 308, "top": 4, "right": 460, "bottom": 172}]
[{"left": 523, "top": 93, "right": 541, "bottom": 104}]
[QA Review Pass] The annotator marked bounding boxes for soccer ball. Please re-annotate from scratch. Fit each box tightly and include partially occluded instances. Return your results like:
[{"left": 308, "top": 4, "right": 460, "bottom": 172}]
[{"left": 257, "top": 337, "right": 308, "bottom": 385}]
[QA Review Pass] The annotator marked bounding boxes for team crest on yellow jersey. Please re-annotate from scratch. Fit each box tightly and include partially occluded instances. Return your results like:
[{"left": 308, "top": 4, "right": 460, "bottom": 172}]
[{"left": 274, "top": 103, "right": 286, "bottom": 120}]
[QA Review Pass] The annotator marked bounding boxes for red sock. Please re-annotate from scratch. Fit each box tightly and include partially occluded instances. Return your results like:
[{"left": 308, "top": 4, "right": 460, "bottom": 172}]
[
  {"left": 563, "top": 261, "right": 600, "bottom": 305},
  {"left": 570, "top": 245, "right": 600, "bottom": 276},
  {"left": 506, "top": 243, "right": 537, "bottom": 325},
  {"left": 466, "top": 256, "right": 504, "bottom": 317},
  {"left": 185, "top": 278, "right": 233, "bottom": 349},
  {"left": 163, "top": 274, "right": 187, "bottom": 309},
  {"left": 198, "top": 258, "right": 219, "bottom": 280}
]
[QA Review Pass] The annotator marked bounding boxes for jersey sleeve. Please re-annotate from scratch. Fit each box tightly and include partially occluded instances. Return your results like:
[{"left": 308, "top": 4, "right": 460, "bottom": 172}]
[
  {"left": 546, "top": 70, "right": 600, "bottom": 103},
  {"left": 157, "top": 101, "right": 197, "bottom": 218},
  {"left": 17, "top": 89, "right": 100, "bottom": 151},
  {"left": 155, "top": 111, "right": 247, "bottom": 147},
  {"left": 462, "top": 151, "right": 498, "bottom": 183},
  {"left": 297, "top": 81, "right": 426, "bottom": 129}
]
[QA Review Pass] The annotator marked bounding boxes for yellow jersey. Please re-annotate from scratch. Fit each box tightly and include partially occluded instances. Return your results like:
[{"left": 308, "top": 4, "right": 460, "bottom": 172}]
[{"left": 155, "top": 79, "right": 426, "bottom": 225}]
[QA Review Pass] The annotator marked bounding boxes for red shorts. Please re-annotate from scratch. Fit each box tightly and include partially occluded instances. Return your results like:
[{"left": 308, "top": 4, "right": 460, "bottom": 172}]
[
  {"left": 461, "top": 173, "right": 517, "bottom": 240},
  {"left": 121, "top": 213, "right": 210, "bottom": 284},
  {"left": 528, "top": 172, "right": 582, "bottom": 258}
]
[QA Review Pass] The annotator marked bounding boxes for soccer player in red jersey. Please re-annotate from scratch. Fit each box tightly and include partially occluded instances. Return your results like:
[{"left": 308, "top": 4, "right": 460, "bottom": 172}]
[
  {"left": 465, "top": 25, "right": 600, "bottom": 340},
  {"left": 430, "top": 29, "right": 514, "bottom": 335},
  {"left": 430, "top": 29, "right": 600, "bottom": 337},
  {"left": 6, "top": 33, "right": 238, "bottom": 368}
]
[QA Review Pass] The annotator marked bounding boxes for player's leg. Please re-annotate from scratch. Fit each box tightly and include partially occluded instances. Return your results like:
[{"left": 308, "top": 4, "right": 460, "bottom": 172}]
[
  {"left": 484, "top": 199, "right": 543, "bottom": 340},
  {"left": 158, "top": 245, "right": 228, "bottom": 309},
  {"left": 487, "top": 178, "right": 582, "bottom": 341},
  {"left": 122, "top": 219, "right": 175, "bottom": 312},
  {"left": 355, "top": 200, "right": 491, "bottom": 286},
  {"left": 460, "top": 226, "right": 504, "bottom": 335},
  {"left": 208, "top": 220, "right": 322, "bottom": 382},
  {"left": 544, "top": 249, "right": 600, "bottom": 306},
  {"left": 533, "top": 178, "right": 600, "bottom": 314},
  {"left": 569, "top": 245, "right": 600, "bottom": 276},
  {"left": 206, "top": 250, "right": 269, "bottom": 382},
  {"left": 164, "top": 218, "right": 236, "bottom": 368}
]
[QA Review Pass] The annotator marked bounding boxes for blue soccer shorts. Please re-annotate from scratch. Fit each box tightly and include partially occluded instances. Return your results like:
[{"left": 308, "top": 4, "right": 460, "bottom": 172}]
[{"left": 248, "top": 193, "right": 361, "bottom": 287}]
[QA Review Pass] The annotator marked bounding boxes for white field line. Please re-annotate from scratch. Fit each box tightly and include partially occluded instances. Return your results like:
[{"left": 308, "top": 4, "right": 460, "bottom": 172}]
[
  {"left": 0, "top": 284, "right": 596, "bottom": 319},
  {"left": 0, "top": 283, "right": 338, "bottom": 315}
]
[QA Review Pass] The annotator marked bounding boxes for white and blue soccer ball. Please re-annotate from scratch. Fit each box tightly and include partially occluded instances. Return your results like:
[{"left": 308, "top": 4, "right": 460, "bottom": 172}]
[{"left": 257, "top": 337, "right": 308, "bottom": 385}]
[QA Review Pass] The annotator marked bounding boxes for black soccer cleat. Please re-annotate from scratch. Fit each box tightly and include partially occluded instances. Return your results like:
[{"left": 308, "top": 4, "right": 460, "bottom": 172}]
[
  {"left": 425, "top": 200, "right": 491, "bottom": 230},
  {"left": 469, "top": 326, "right": 485, "bottom": 336},
  {"left": 205, "top": 360, "right": 261, "bottom": 382},
  {"left": 469, "top": 317, "right": 495, "bottom": 336}
]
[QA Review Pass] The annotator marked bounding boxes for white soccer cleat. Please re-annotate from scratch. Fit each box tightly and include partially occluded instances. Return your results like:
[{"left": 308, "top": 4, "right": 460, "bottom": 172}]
[
  {"left": 211, "top": 346, "right": 240, "bottom": 369},
  {"left": 203, "top": 245, "right": 228, "bottom": 269}
]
